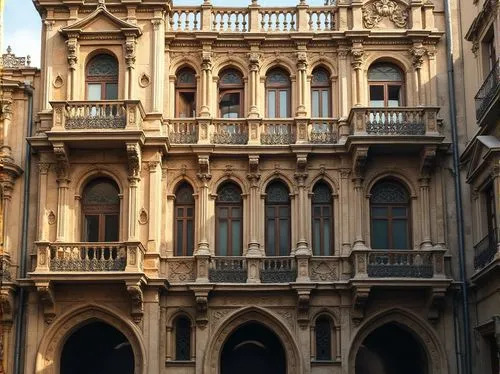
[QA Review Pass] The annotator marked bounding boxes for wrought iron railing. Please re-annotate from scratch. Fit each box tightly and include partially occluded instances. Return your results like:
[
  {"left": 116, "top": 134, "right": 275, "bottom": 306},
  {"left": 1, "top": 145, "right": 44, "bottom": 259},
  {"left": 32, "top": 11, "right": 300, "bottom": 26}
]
[
  {"left": 475, "top": 58, "right": 500, "bottom": 121},
  {"left": 209, "top": 256, "right": 247, "bottom": 282},
  {"left": 261, "top": 257, "right": 297, "bottom": 283},
  {"left": 211, "top": 119, "right": 249, "bottom": 144},
  {"left": 474, "top": 231, "right": 498, "bottom": 270},
  {"left": 168, "top": 119, "right": 198, "bottom": 144},
  {"left": 310, "top": 119, "right": 338, "bottom": 143},
  {"left": 261, "top": 120, "right": 296, "bottom": 145},
  {"left": 49, "top": 243, "right": 127, "bottom": 271}
]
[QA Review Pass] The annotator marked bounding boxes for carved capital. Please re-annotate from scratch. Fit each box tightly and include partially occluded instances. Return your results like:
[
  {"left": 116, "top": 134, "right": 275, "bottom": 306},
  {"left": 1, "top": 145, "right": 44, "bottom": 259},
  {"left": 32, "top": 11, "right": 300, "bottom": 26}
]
[
  {"left": 151, "top": 19, "right": 162, "bottom": 31},
  {"left": 352, "top": 147, "right": 368, "bottom": 178},
  {"left": 125, "top": 39, "right": 136, "bottom": 68},
  {"left": 350, "top": 48, "right": 365, "bottom": 70},
  {"left": 38, "top": 162, "right": 50, "bottom": 175},
  {"left": 409, "top": 46, "right": 426, "bottom": 69}
]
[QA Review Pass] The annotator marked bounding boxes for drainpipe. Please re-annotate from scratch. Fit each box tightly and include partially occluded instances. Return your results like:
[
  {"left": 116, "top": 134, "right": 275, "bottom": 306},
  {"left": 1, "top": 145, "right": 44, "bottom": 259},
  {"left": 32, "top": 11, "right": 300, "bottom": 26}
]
[
  {"left": 13, "top": 83, "right": 34, "bottom": 374},
  {"left": 443, "top": 0, "right": 472, "bottom": 373}
]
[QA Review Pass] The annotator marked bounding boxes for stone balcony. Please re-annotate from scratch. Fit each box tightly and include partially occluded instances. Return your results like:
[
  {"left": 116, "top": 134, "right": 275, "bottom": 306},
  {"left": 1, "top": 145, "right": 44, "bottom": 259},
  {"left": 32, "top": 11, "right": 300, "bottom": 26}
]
[
  {"left": 474, "top": 58, "right": 500, "bottom": 124},
  {"left": 471, "top": 231, "right": 500, "bottom": 283}
]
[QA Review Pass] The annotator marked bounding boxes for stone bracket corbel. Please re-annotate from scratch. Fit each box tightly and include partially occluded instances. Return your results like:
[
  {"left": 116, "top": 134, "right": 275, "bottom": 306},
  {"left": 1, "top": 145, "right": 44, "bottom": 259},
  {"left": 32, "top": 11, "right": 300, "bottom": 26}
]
[
  {"left": 189, "top": 286, "right": 213, "bottom": 329},
  {"left": 247, "top": 155, "right": 261, "bottom": 183},
  {"left": 53, "top": 143, "right": 70, "bottom": 179},
  {"left": 420, "top": 146, "right": 437, "bottom": 176},
  {"left": 351, "top": 285, "right": 371, "bottom": 325},
  {"left": 36, "top": 282, "right": 56, "bottom": 324},
  {"left": 126, "top": 142, "right": 142, "bottom": 178},
  {"left": 352, "top": 146, "right": 369, "bottom": 178},
  {"left": 426, "top": 286, "right": 447, "bottom": 324},
  {"left": 0, "top": 285, "right": 15, "bottom": 323},
  {"left": 126, "top": 281, "right": 144, "bottom": 324},
  {"left": 196, "top": 155, "right": 211, "bottom": 181},
  {"left": 292, "top": 285, "right": 314, "bottom": 329}
]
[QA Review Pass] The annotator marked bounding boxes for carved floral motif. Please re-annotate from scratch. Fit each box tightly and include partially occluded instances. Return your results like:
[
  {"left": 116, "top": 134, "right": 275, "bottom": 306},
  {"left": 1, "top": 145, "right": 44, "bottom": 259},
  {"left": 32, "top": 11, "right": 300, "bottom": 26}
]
[{"left": 362, "top": 0, "right": 409, "bottom": 29}]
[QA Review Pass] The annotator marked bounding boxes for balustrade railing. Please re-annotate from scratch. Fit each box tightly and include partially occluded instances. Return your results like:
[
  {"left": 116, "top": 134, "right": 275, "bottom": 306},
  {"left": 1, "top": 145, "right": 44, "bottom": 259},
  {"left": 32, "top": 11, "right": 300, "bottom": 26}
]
[
  {"left": 261, "top": 257, "right": 297, "bottom": 283},
  {"left": 168, "top": 119, "right": 198, "bottom": 144},
  {"left": 211, "top": 119, "right": 249, "bottom": 144},
  {"left": 261, "top": 120, "right": 296, "bottom": 145},
  {"left": 310, "top": 119, "right": 338, "bottom": 143},
  {"left": 259, "top": 8, "right": 297, "bottom": 31},
  {"left": 352, "top": 249, "right": 446, "bottom": 279},
  {"left": 475, "top": 59, "right": 500, "bottom": 121},
  {"left": 212, "top": 9, "right": 249, "bottom": 32},
  {"left": 169, "top": 8, "right": 201, "bottom": 31},
  {"left": 49, "top": 243, "right": 127, "bottom": 271},
  {"left": 474, "top": 230, "right": 498, "bottom": 270},
  {"left": 307, "top": 8, "right": 335, "bottom": 31},
  {"left": 209, "top": 256, "right": 247, "bottom": 282}
]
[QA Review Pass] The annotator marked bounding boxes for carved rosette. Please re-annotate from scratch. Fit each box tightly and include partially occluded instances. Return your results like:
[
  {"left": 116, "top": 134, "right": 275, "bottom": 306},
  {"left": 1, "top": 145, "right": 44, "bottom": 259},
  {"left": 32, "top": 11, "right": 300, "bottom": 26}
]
[{"left": 362, "top": 0, "right": 409, "bottom": 29}]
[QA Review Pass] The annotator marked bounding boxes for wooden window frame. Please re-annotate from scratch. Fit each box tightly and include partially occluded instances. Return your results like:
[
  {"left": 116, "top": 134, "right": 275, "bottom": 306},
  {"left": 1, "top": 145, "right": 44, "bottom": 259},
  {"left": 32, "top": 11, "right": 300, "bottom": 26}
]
[
  {"left": 215, "top": 184, "right": 243, "bottom": 256},
  {"left": 485, "top": 183, "right": 497, "bottom": 248},
  {"left": 219, "top": 69, "right": 244, "bottom": 118},
  {"left": 368, "top": 63, "right": 405, "bottom": 107},
  {"left": 311, "top": 68, "right": 331, "bottom": 117},
  {"left": 174, "top": 186, "right": 195, "bottom": 256},
  {"left": 265, "top": 69, "right": 291, "bottom": 118},
  {"left": 173, "top": 316, "right": 192, "bottom": 361},
  {"left": 85, "top": 54, "right": 119, "bottom": 101},
  {"left": 312, "top": 203, "right": 333, "bottom": 256},
  {"left": 265, "top": 182, "right": 291, "bottom": 256},
  {"left": 175, "top": 68, "right": 197, "bottom": 118},
  {"left": 314, "top": 316, "right": 334, "bottom": 361}
]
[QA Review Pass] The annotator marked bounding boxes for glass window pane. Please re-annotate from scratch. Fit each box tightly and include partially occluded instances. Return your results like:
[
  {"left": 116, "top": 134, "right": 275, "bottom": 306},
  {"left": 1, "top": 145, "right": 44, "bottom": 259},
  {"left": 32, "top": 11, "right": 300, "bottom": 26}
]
[
  {"left": 175, "top": 318, "right": 191, "bottom": 361},
  {"left": 323, "top": 219, "right": 331, "bottom": 256},
  {"left": 279, "top": 218, "right": 289, "bottom": 256},
  {"left": 219, "top": 207, "right": 228, "bottom": 218},
  {"left": 388, "top": 85, "right": 401, "bottom": 107},
  {"left": 187, "top": 207, "right": 194, "bottom": 217},
  {"left": 232, "top": 220, "right": 241, "bottom": 256},
  {"left": 313, "top": 220, "right": 321, "bottom": 256},
  {"left": 392, "top": 220, "right": 408, "bottom": 249},
  {"left": 220, "top": 92, "right": 241, "bottom": 118},
  {"left": 267, "top": 218, "right": 275, "bottom": 255},
  {"left": 218, "top": 221, "right": 228, "bottom": 256},
  {"left": 392, "top": 207, "right": 407, "bottom": 217},
  {"left": 372, "top": 207, "right": 388, "bottom": 217},
  {"left": 87, "top": 84, "right": 102, "bottom": 100},
  {"left": 105, "top": 83, "right": 118, "bottom": 100},
  {"left": 177, "top": 207, "right": 184, "bottom": 217},
  {"left": 312, "top": 90, "right": 320, "bottom": 117},
  {"left": 176, "top": 221, "right": 184, "bottom": 256},
  {"left": 279, "top": 90, "right": 288, "bottom": 118},
  {"left": 104, "top": 215, "right": 119, "bottom": 241},
  {"left": 369, "top": 85, "right": 384, "bottom": 107},
  {"left": 321, "top": 90, "right": 329, "bottom": 117},
  {"left": 84, "top": 215, "right": 99, "bottom": 242},
  {"left": 315, "top": 317, "right": 332, "bottom": 360},
  {"left": 372, "top": 219, "right": 388, "bottom": 249},
  {"left": 186, "top": 219, "right": 194, "bottom": 256},
  {"left": 267, "top": 91, "right": 276, "bottom": 117}
]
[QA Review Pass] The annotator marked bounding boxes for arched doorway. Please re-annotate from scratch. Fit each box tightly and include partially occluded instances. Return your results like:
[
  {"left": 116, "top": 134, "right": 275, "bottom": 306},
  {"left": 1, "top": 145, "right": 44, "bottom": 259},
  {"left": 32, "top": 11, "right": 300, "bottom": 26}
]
[
  {"left": 355, "top": 323, "right": 428, "bottom": 374},
  {"left": 220, "top": 322, "right": 286, "bottom": 374},
  {"left": 61, "top": 321, "right": 134, "bottom": 374}
]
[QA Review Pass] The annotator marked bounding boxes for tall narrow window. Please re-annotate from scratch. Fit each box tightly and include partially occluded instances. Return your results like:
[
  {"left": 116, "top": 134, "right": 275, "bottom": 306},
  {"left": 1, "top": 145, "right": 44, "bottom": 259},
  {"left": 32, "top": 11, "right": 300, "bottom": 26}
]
[
  {"left": 312, "top": 182, "right": 333, "bottom": 256},
  {"left": 368, "top": 63, "right": 404, "bottom": 107},
  {"left": 311, "top": 68, "right": 331, "bottom": 117},
  {"left": 174, "top": 316, "right": 191, "bottom": 361},
  {"left": 370, "top": 180, "right": 410, "bottom": 249},
  {"left": 266, "top": 68, "right": 291, "bottom": 118},
  {"left": 82, "top": 178, "right": 120, "bottom": 242},
  {"left": 219, "top": 69, "right": 244, "bottom": 118},
  {"left": 216, "top": 183, "right": 243, "bottom": 256},
  {"left": 174, "top": 183, "right": 195, "bottom": 256},
  {"left": 315, "top": 316, "right": 332, "bottom": 361},
  {"left": 176, "top": 67, "right": 197, "bottom": 118},
  {"left": 486, "top": 184, "right": 497, "bottom": 250},
  {"left": 265, "top": 181, "right": 291, "bottom": 256},
  {"left": 86, "top": 54, "right": 118, "bottom": 100}
]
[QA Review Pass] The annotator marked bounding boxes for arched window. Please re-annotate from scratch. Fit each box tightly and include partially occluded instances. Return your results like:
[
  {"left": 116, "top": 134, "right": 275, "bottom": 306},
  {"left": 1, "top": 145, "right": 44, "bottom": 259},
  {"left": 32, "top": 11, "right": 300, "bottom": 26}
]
[
  {"left": 315, "top": 316, "right": 333, "bottom": 361},
  {"left": 266, "top": 68, "right": 291, "bottom": 118},
  {"left": 174, "top": 182, "right": 195, "bottom": 256},
  {"left": 174, "top": 316, "right": 191, "bottom": 361},
  {"left": 311, "top": 68, "right": 331, "bottom": 117},
  {"left": 370, "top": 180, "right": 410, "bottom": 249},
  {"left": 86, "top": 54, "right": 118, "bottom": 100},
  {"left": 82, "top": 178, "right": 120, "bottom": 242},
  {"left": 312, "top": 182, "right": 333, "bottom": 256},
  {"left": 368, "top": 62, "right": 404, "bottom": 107},
  {"left": 216, "top": 183, "right": 243, "bottom": 256},
  {"left": 219, "top": 69, "right": 244, "bottom": 118},
  {"left": 176, "top": 67, "right": 197, "bottom": 118},
  {"left": 265, "top": 181, "right": 291, "bottom": 256}
]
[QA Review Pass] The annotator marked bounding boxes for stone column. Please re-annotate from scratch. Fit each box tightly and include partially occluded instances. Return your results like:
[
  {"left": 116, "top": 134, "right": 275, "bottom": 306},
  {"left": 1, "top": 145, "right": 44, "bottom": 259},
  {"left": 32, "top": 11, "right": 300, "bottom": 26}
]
[
  {"left": 427, "top": 47, "right": 437, "bottom": 105},
  {"left": 151, "top": 18, "right": 164, "bottom": 112},
  {"left": 147, "top": 160, "right": 161, "bottom": 252},
  {"left": 419, "top": 174, "right": 433, "bottom": 249},
  {"left": 247, "top": 156, "right": 261, "bottom": 254},
  {"left": 295, "top": 156, "right": 311, "bottom": 282},
  {"left": 351, "top": 45, "right": 364, "bottom": 106},
  {"left": 126, "top": 143, "right": 141, "bottom": 241},
  {"left": 199, "top": 50, "right": 212, "bottom": 117},
  {"left": 295, "top": 50, "right": 308, "bottom": 117},
  {"left": 125, "top": 37, "right": 137, "bottom": 100},
  {"left": 410, "top": 45, "right": 426, "bottom": 106},
  {"left": 143, "top": 289, "right": 161, "bottom": 374},
  {"left": 0, "top": 99, "right": 12, "bottom": 158},
  {"left": 195, "top": 156, "right": 211, "bottom": 282},
  {"left": 352, "top": 176, "right": 366, "bottom": 250},
  {"left": 0, "top": 181, "right": 13, "bottom": 257},
  {"left": 340, "top": 169, "right": 351, "bottom": 256},
  {"left": 248, "top": 51, "right": 260, "bottom": 118},
  {"left": 42, "top": 20, "right": 55, "bottom": 110},
  {"left": 37, "top": 162, "right": 50, "bottom": 241},
  {"left": 55, "top": 176, "right": 69, "bottom": 242}
]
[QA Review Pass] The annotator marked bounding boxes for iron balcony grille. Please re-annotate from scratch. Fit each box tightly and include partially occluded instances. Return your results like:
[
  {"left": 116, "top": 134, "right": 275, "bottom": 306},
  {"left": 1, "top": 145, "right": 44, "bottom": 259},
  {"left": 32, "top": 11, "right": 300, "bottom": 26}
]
[
  {"left": 475, "top": 58, "right": 500, "bottom": 121},
  {"left": 473, "top": 229, "right": 498, "bottom": 270}
]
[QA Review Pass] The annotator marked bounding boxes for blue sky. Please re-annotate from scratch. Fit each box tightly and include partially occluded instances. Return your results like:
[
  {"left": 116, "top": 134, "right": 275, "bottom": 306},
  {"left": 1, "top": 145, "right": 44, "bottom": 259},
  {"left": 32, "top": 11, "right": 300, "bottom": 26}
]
[{"left": 3, "top": 0, "right": 318, "bottom": 68}]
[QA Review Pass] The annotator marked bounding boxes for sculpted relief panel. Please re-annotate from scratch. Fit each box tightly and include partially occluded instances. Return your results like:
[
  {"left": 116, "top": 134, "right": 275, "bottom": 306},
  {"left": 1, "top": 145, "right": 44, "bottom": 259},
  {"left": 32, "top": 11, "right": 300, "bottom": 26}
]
[{"left": 362, "top": 0, "right": 409, "bottom": 29}]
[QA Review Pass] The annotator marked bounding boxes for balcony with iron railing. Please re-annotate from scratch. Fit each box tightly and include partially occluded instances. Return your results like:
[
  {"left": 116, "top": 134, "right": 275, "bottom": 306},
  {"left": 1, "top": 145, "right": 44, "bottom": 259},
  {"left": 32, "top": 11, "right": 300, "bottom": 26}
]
[
  {"left": 475, "top": 59, "right": 500, "bottom": 122},
  {"left": 473, "top": 230, "right": 499, "bottom": 271}
]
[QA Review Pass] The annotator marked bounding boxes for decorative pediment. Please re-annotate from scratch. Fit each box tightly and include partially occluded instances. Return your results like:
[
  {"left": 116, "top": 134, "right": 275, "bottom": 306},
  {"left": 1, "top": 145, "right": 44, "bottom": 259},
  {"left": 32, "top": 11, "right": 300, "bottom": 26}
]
[
  {"left": 362, "top": 0, "right": 409, "bottom": 29},
  {"left": 60, "top": 2, "right": 142, "bottom": 39},
  {"left": 466, "top": 136, "right": 500, "bottom": 182}
]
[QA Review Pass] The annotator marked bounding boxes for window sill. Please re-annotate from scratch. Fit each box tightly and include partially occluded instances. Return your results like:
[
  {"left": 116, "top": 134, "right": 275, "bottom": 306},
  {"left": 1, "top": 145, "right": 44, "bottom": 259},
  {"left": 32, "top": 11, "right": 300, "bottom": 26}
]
[
  {"left": 311, "top": 360, "right": 341, "bottom": 366},
  {"left": 165, "top": 360, "right": 196, "bottom": 367}
]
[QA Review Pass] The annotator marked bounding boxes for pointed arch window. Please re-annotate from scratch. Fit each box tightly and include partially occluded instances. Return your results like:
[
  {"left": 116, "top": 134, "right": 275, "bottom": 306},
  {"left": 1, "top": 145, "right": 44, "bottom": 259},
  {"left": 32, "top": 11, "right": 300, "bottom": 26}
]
[
  {"left": 370, "top": 180, "right": 411, "bottom": 249},
  {"left": 82, "top": 178, "right": 120, "bottom": 242},
  {"left": 219, "top": 69, "right": 244, "bottom": 118},
  {"left": 368, "top": 63, "right": 404, "bottom": 107},
  {"left": 314, "top": 316, "right": 333, "bottom": 361},
  {"left": 311, "top": 68, "right": 331, "bottom": 117},
  {"left": 174, "top": 316, "right": 192, "bottom": 361},
  {"left": 176, "top": 67, "right": 197, "bottom": 118},
  {"left": 86, "top": 54, "right": 118, "bottom": 100},
  {"left": 312, "top": 182, "right": 333, "bottom": 256},
  {"left": 174, "top": 183, "right": 195, "bottom": 256},
  {"left": 265, "top": 181, "right": 291, "bottom": 256},
  {"left": 266, "top": 68, "right": 291, "bottom": 118},
  {"left": 216, "top": 183, "right": 243, "bottom": 256}
]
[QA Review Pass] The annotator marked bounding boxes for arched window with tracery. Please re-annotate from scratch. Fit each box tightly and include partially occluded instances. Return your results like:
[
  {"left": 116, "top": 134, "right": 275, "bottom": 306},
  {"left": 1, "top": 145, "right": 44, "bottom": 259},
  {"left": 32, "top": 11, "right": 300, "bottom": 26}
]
[
  {"left": 174, "top": 182, "right": 195, "bottom": 256},
  {"left": 175, "top": 67, "right": 197, "bottom": 118},
  {"left": 314, "top": 315, "right": 333, "bottom": 361},
  {"left": 174, "top": 316, "right": 192, "bottom": 361},
  {"left": 312, "top": 182, "right": 333, "bottom": 256},
  {"left": 219, "top": 69, "right": 244, "bottom": 118},
  {"left": 266, "top": 68, "right": 291, "bottom": 118},
  {"left": 370, "top": 180, "right": 411, "bottom": 249},
  {"left": 265, "top": 181, "right": 291, "bottom": 256},
  {"left": 216, "top": 183, "right": 243, "bottom": 256},
  {"left": 86, "top": 54, "right": 118, "bottom": 100},
  {"left": 82, "top": 178, "right": 120, "bottom": 242},
  {"left": 368, "top": 62, "right": 404, "bottom": 107},
  {"left": 311, "top": 67, "right": 331, "bottom": 117}
]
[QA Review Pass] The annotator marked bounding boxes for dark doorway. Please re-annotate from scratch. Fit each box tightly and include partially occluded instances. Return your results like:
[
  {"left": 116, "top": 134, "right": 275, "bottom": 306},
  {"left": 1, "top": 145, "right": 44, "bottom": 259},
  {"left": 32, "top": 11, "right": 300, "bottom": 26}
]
[
  {"left": 221, "top": 322, "right": 286, "bottom": 374},
  {"left": 61, "top": 321, "right": 134, "bottom": 374},
  {"left": 355, "top": 323, "right": 428, "bottom": 374}
]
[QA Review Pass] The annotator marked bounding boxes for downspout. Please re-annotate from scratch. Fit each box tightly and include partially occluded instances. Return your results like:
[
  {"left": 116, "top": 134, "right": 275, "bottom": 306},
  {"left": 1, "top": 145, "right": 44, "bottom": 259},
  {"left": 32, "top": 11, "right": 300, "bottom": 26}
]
[
  {"left": 13, "top": 83, "right": 33, "bottom": 374},
  {"left": 443, "top": 0, "right": 472, "bottom": 373}
]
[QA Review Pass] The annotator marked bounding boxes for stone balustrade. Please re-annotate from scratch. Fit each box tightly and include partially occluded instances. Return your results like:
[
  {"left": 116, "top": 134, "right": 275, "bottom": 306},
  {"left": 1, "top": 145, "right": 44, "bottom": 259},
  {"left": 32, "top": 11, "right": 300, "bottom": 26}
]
[
  {"left": 351, "top": 249, "right": 447, "bottom": 279},
  {"left": 49, "top": 100, "right": 145, "bottom": 131},
  {"left": 33, "top": 242, "right": 145, "bottom": 273},
  {"left": 348, "top": 107, "right": 441, "bottom": 136}
]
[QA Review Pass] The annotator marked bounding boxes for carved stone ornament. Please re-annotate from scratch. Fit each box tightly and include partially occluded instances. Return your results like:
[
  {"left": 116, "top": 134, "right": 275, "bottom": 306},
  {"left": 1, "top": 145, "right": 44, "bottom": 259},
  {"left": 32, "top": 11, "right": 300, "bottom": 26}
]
[
  {"left": 197, "top": 155, "right": 211, "bottom": 181},
  {"left": 48, "top": 210, "right": 56, "bottom": 225},
  {"left": 65, "top": 38, "right": 78, "bottom": 69},
  {"left": 53, "top": 74, "right": 64, "bottom": 88},
  {"left": 127, "top": 284, "right": 144, "bottom": 323},
  {"left": 37, "top": 283, "right": 56, "bottom": 323},
  {"left": 125, "top": 39, "right": 136, "bottom": 68},
  {"left": 350, "top": 47, "right": 364, "bottom": 70},
  {"left": 362, "top": 0, "right": 409, "bottom": 29},
  {"left": 126, "top": 143, "right": 142, "bottom": 177},
  {"left": 409, "top": 46, "right": 427, "bottom": 69},
  {"left": 53, "top": 144, "right": 70, "bottom": 179},
  {"left": 139, "top": 73, "right": 151, "bottom": 87},
  {"left": 138, "top": 208, "right": 148, "bottom": 225}
]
